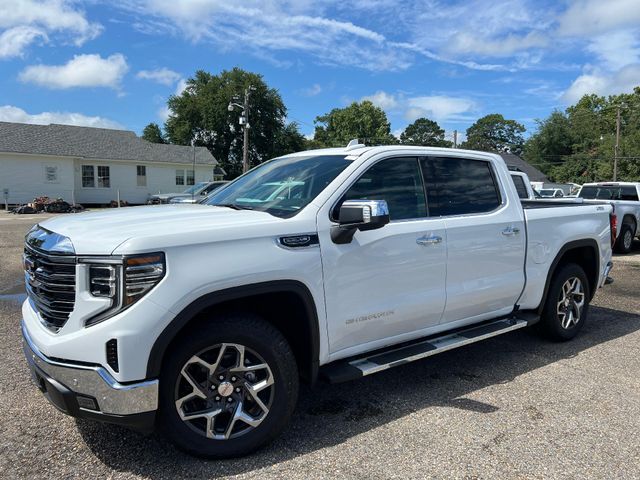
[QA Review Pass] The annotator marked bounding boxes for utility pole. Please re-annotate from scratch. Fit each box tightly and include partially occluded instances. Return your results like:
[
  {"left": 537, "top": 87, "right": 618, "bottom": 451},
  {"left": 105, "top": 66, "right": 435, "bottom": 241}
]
[
  {"left": 228, "top": 86, "right": 256, "bottom": 174},
  {"left": 453, "top": 130, "right": 458, "bottom": 149},
  {"left": 614, "top": 106, "right": 621, "bottom": 181}
]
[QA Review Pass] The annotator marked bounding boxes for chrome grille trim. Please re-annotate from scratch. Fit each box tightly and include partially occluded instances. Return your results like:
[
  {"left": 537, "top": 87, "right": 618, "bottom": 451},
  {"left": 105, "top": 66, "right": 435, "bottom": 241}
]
[{"left": 23, "top": 243, "right": 77, "bottom": 332}]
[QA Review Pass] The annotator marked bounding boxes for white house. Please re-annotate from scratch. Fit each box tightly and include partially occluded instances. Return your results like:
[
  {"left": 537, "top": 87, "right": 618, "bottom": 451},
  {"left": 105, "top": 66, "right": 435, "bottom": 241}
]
[{"left": 0, "top": 122, "right": 224, "bottom": 206}]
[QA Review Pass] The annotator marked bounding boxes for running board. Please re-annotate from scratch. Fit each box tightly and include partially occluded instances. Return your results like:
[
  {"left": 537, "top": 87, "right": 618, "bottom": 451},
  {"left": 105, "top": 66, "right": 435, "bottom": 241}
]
[{"left": 321, "top": 317, "right": 529, "bottom": 383}]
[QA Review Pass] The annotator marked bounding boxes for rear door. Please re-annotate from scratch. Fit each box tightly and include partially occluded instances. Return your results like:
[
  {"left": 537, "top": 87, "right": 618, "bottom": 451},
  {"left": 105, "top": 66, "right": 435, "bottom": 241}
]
[{"left": 420, "top": 156, "right": 526, "bottom": 324}]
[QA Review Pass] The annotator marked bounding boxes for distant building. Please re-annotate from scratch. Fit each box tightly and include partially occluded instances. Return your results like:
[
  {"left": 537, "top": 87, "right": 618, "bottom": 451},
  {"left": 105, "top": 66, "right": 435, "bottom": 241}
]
[
  {"left": 499, "top": 153, "right": 548, "bottom": 183},
  {"left": 0, "top": 122, "right": 224, "bottom": 206}
]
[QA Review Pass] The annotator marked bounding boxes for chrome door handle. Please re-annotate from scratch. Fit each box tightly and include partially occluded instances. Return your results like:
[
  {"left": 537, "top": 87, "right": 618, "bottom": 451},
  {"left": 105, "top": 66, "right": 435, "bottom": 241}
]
[
  {"left": 417, "top": 234, "right": 442, "bottom": 246},
  {"left": 502, "top": 226, "right": 521, "bottom": 236}
]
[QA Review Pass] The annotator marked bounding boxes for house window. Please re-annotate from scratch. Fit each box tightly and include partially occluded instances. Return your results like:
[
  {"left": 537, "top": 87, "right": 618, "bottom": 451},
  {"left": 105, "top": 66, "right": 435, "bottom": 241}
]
[
  {"left": 97, "top": 166, "right": 110, "bottom": 188},
  {"left": 137, "top": 165, "right": 147, "bottom": 186},
  {"left": 186, "top": 169, "right": 195, "bottom": 186},
  {"left": 44, "top": 165, "right": 58, "bottom": 183},
  {"left": 82, "top": 165, "right": 95, "bottom": 188},
  {"left": 176, "top": 169, "right": 185, "bottom": 185}
]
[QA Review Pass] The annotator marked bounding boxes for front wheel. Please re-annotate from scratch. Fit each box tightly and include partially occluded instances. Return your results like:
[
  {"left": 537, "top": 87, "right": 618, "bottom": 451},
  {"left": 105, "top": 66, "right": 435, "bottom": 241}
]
[
  {"left": 539, "top": 263, "right": 590, "bottom": 341},
  {"left": 159, "top": 314, "right": 299, "bottom": 458}
]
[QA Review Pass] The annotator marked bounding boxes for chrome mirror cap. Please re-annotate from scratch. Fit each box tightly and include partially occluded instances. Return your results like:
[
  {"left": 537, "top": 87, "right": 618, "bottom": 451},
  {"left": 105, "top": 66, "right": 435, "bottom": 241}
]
[{"left": 332, "top": 199, "right": 390, "bottom": 244}]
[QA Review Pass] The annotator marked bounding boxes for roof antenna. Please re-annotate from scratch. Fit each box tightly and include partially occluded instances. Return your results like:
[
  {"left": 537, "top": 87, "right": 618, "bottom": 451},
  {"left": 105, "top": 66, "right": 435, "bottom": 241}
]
[{"left": 345, "top": 138, "right": 365, "bottom": 150}]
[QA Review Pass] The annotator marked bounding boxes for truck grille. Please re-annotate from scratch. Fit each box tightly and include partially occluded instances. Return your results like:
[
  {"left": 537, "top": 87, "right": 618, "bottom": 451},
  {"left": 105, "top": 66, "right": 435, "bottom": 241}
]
[{"left": 24, "top": 244, "right": 76, "bottom": 332}]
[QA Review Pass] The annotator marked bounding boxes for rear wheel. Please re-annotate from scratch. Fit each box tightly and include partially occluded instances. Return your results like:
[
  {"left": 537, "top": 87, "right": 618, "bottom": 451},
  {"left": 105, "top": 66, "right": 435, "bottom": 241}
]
[
  {"left": 539, "top": 263, "right": 590, "bottom": 341},
  {"left": 614, "top": 223, "right": 635, "bottom": 254},
  {"left": 159, "top": 314, "right": 299, "bottom": 458}
]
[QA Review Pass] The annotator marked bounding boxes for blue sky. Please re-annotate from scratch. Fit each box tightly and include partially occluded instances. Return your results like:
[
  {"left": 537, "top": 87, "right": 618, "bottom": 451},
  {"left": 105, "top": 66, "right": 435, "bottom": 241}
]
[{"left": 1, "top": 0, "right": 639, "bottom": 143}]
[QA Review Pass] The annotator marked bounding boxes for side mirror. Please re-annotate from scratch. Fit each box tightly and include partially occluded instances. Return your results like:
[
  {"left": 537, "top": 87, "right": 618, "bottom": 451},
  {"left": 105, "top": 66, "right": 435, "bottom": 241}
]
[{"left": 331, "top": 199, "right": 390, "bottom": 244}]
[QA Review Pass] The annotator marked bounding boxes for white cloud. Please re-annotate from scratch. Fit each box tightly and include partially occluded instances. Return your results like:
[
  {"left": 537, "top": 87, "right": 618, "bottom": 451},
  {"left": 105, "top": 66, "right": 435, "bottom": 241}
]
[
  {"left": 0, "top": 26, "right": 46, "bottom": 58},
  {"left": 405, "top": 96, "right": 477, "bottom": 122},
  {"left": 300, "top": 83, "right": 322, "bottom": 96},
  {"left": 136, "top": 67, "right": 182, "bottom": 86},
  {"left": 157, "top": 105, "right": 171, "bottom": 122},
  {"left": 362, "top": 90, "right": 399, "bottom": 110},
  {"left": 562, "top": 64, "right": 640, "bottom": 103},
  {"left": 19, "top": 53, "right": 129, "bottom": 90},
  {"left": 558, "top": 0, "right": 640, "bottom": 36},
  {"left": 0, "top": 0, "right": 102, "bottom": 58},
  {"left": 174, "top": 78, "right": 188, "bottom": 96},
  {"left": 586, "top": 30, "right": 640, "bottom": 71},
  {"left": 0, "top": 105, "right": 123, "bottom": 129}
]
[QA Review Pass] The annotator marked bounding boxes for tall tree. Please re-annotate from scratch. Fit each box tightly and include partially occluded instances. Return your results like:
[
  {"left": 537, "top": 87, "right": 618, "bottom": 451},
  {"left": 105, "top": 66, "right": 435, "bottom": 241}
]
[
  {"left": 142, "top": 122, "right": 166, "bottom": 144},
  {"left": 462, "top": 114, "right": 526, "bottom": 154},
  {"left": 273, "top": 122, "right": 307, "bottom": 157},
  {"left": 400, "top": 117, "right": 451, "bottom": 147},
  {"left": 164, "top": 68, "right": 301, "bottom": 178},
  {"left": 313, "top": 100, "right": 397, "bottom": 147}
]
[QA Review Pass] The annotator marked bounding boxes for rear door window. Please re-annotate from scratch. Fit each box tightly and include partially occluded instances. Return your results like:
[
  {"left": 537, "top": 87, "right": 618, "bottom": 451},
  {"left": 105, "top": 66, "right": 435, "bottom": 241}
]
[
  {"left": 511, "top": 175, "right": 529, "bottom": 199},
  {"left": 421, "top": 157, "right": 502, "bottom": 216}
]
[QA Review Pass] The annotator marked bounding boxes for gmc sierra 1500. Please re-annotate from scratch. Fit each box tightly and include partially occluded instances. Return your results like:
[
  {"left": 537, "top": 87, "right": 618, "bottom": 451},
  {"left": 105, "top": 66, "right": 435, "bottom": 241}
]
[{"left": 22, "top": 144, "right": 614, "bottom": 458}]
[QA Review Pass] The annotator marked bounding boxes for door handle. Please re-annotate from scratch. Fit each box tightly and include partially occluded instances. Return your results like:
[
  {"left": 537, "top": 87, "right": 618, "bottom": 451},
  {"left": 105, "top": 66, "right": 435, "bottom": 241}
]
[
  {"left": 501, "top": 226, "right": 521, "bottom": 236},
  {"left": 417, "top": 234, "right": 442, "bottom": 246}
]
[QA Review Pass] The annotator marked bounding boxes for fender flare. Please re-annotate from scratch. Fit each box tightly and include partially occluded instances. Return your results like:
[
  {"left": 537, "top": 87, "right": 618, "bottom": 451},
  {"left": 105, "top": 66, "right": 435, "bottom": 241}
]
[
  {"left": 536, "top": 238, "right": 600, "bottom": 314},
  {"left": 146, "top": 280, "right": 320, "bottom": 382}
]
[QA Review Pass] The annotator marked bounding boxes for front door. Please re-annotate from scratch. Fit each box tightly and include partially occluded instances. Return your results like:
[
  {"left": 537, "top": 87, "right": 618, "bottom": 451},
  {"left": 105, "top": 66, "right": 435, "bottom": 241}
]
[{"left": 318, "top": 156, "right": 447, "bottom": 356}]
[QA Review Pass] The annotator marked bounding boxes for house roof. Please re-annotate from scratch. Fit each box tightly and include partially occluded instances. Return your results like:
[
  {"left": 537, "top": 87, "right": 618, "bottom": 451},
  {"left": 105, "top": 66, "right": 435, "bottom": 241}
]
[
  {"left": 499, "top": 153, "right": 548, "bottom": 182},
  {"left": 0, "top": 122, "right": 217, "bottom": 166}
]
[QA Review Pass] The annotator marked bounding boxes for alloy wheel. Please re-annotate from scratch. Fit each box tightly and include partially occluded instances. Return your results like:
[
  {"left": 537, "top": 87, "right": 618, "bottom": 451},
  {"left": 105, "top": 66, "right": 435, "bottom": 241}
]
[
  {"left": 556, "top": 277, "right": 585, "bottom": 329},
  {"left": 174, "top": 343, "right": 274, "bottom": 440}
]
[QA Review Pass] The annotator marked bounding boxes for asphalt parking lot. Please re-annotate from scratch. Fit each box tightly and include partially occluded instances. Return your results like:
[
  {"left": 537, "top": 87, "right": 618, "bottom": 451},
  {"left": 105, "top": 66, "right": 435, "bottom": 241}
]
[{"left": 1, "top": 212, "right": 640, "bottom": 479}]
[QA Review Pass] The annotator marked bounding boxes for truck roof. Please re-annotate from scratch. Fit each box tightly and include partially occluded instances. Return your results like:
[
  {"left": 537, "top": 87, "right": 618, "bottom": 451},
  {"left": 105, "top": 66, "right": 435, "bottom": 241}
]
[
  {"left": 284, "top": 144, "right": 501, "bottom": 160},
  {"left": 582, "top": 182, "right": 640, "bottom": 186}
]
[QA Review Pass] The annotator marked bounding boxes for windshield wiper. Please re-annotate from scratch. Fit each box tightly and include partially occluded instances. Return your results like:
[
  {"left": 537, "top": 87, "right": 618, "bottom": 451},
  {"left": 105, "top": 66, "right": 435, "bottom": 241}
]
[{"left": 214, "top": 203, "right": 255, "bottom": 211}]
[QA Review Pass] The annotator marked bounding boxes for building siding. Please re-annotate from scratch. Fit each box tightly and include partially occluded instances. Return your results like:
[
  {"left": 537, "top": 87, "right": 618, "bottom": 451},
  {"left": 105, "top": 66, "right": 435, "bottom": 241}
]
[{"left": 0, "top": 152, "right": 220, "bottom": 205}]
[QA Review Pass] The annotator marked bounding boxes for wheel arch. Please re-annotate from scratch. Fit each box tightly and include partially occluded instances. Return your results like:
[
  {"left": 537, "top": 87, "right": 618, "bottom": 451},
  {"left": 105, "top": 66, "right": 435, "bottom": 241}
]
[
  {"left": 536, "top": 239, "right": 600, "bottom": 314},
  {"left": 146, "top": 280, "right": 320, "bottom": 385},
  {"left": 621, "top": 214, "right": 637, "bottom": 232}
]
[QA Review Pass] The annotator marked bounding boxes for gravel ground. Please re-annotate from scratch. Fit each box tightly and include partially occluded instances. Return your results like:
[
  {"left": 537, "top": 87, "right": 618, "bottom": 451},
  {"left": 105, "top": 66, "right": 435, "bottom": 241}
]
[{"left": 1, "top": 212, "right": 640, "bottom": 479}]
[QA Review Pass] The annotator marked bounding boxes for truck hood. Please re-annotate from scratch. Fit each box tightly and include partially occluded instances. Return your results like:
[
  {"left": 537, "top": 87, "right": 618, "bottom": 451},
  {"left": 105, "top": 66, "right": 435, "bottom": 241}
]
[{"left": 39, "top": 204, "right": 280, "bottom": 254}]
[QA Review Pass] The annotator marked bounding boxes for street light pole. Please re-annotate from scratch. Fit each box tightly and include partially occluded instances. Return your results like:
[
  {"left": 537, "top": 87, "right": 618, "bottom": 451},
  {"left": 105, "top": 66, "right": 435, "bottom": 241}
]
[
  {"left": 614, "top": 105, "right": 621, "bottom": 182},
  {"left": 228, "top": 86, "right": 256, "bottom": 174},
  {"left": 242, "top": 87, "right": 251, "bottom": 174}
]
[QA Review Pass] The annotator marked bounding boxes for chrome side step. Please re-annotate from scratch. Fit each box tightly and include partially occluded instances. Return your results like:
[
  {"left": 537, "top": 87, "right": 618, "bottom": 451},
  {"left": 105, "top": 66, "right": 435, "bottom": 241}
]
[{"left": 321, "top": 317, "right": 529, "bottom": 383}]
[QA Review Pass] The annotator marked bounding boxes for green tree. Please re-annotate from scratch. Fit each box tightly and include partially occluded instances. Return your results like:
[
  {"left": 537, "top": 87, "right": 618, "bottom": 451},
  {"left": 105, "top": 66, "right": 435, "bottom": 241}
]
[
  {"left": 313, "top": 100, "right": 397, "bottom": 147},
  {"left": 400, "top": 117, "right": 451, "bottom": 147},
  {"left": 461, "top": 114, "right": 526, "bottom": 154},
  {"left": 164, "top": 68, "right": 300, "bottom": 178},
  {"left": 272, "top": 122, "right": 307, "bottom": 157},
  {"left": 142, "top": 122, "right": 166, "bottom": 144},
  {"left": 522, "top": 111, "right": 573, "bottom": 176}
]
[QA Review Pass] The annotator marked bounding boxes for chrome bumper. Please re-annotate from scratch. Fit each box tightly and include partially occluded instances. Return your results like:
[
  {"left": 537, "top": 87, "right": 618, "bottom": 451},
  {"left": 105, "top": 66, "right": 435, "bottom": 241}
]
[{"left": 22, "top": 322, "right": 158, "bottom": 416}]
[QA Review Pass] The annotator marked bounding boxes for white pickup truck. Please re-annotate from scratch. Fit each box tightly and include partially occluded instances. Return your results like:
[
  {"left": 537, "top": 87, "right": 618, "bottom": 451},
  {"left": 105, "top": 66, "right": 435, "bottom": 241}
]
[
  {"left": 22, "top": 145, "right": 615, "bottom": 458},
  {"left": 578, "top": 182, "right": 640, "bottom": 254}
]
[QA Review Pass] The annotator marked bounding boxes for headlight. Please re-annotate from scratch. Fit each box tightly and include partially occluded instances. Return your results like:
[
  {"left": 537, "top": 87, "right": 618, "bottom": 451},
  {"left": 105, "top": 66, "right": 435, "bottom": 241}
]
[{"left": 85, "top": 252, "right": 165, "bottom": 326}]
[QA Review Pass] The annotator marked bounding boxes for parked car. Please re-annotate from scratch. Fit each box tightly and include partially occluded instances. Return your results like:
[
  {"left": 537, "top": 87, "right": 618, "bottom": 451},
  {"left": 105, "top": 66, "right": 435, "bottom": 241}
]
[
  {"left": 578, "top": 182, "right": 640, "bottom": 253},
  {"left": 149, "top": 181, "right": 225, "bottom": 204},
  {"left": 22, "top": 144, "right": 614, "bottom": 458},
  {"left": 538, "top": 188, "right": 565, "bottom": 198},
  {"left": 169, "top": 181, "right": 229, "bottom": 204}
]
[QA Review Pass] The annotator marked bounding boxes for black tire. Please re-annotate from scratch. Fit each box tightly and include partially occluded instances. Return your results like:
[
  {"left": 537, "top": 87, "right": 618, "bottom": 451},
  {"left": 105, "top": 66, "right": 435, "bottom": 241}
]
[
  {"left": 538, "top": 263, "right": 590, "bottom": 341},
  {"left": 614, "top": 223, "right": 635, "bottom": 254},
  {"left": 158, "top": 313, "right": 299, "bottom": 458}
]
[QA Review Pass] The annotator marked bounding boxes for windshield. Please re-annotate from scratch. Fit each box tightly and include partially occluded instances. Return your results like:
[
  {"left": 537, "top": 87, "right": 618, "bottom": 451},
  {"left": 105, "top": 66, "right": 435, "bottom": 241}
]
[
  {"left": 579, "top": 185, "right": 639, "bottom": 201},
  {"left": 182, "top": 182, "right": 209, "bottom": 194},
  {"left": 204, "top": 155, "right": 351, "bottom": 217}
]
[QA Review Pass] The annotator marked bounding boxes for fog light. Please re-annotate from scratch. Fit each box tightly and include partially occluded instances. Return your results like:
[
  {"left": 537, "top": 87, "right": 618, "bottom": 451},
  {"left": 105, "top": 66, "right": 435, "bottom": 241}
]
[{"left": 76, "top": 394, "right": 99, "bottom": 411}]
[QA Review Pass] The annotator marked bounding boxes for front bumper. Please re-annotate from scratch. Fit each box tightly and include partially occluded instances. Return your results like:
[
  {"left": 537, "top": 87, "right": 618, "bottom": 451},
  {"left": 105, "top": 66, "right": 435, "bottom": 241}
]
[{"left": 22, "top": 322, "right": 158, "bottom": 430}]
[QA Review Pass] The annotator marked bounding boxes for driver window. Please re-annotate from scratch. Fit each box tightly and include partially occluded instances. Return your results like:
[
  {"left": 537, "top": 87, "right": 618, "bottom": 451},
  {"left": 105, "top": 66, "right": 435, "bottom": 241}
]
[{"left": 334, "top": 157, "right": 427, "bottom": 221}]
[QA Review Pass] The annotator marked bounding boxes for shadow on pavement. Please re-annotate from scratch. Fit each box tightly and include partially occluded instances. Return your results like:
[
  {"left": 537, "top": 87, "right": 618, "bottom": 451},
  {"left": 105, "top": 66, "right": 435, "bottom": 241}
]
[{"left": 76, "top": 305, "right": 640, "bottom": 478}]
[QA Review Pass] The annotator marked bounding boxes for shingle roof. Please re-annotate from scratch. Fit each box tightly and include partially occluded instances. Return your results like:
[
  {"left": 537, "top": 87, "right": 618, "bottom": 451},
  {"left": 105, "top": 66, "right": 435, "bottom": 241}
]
[
  {"left": 499, "top": 153, "right": 548, "bottom": 182},
  {"left": 0, "top": 122, "right": 217, "bottom": 165}
]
